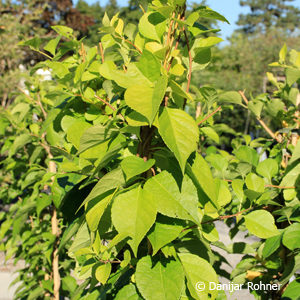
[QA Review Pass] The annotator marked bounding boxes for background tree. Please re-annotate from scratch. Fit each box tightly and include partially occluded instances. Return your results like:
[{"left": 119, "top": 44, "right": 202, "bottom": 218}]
[
  {"left": 197, "top": 0, "right": 300, "bottom": 135},
  {"left": 237, "top": 0, "right": 300, "bottom": 34},
  {"left": 0, "top": 0, "right": 93, "bottom": 107}
]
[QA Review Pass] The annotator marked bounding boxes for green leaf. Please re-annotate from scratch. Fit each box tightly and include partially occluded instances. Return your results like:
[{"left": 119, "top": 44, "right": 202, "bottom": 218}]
[
  {"left": 196, "top": 7, "right": 229, "bottom": 24},
  {"left": 256, "top": 159, "right": 278, "bottom": 182},
  {"left": 136, "top": 256, "right": 184, "bottom": 300},
  {"left": 79, "top": 168, "right": 125, "bottom": 209},
  {"left": 282, "top": 279, "right": 300, "bottom": 300},
  {"left": 143, "top": 172, "right": 200, "bottom": 224},
  {"left": 20, "top": 37, "right": 42, "bottom": 51},
  {"left": 148, "top": 216, "right": 185, "bottom": 255},
  {"left": 36, "top": 194, "right": 51, "bottom": 218},
  {"left": 289, "top": 139, "right": 300, "bottom": 165},
  {"left": 248, "top": 100, "right": 264, "bottom": 118},
  {"left": 138, "top": 12, "right": 166, "bottom": 42},
  {"left": 206, "top": 154, "right": 228, "bottom": 175},
  {"left": 28, "top": 286, "right": 44, "bottom": 300},
  {"left": 262, "top": 233, "right": 282, "bottom": 258},
  {"left": 244, "top": 210, "right": 279, "bottom": 239},
  {"left": 234, "top": 146, "right": 259, "bottom": 166},
  {"left": 111, "top": 186, "right": 157, "bottom": 255},
  {"left": 215, "top": 179, "right": 231, "bottom": 207},
  {"left": 86, "top": 191, "right": 115, "bottom": 231},
  {"left": 200, "top": 127, "right": 219, "bottom": 144},
  {"left": 44, "top": 36, "right": 61, "bottom": 56},
  {"left": 169, "top": 80, "right": 192, "bottom": 101},
  {"left": 158, "top": 108, "right": 198, "bottom": 172},
  {"left": 115, "top": 284, "right": 142, "bottom": 300},
  {"left": 78, "top": 124, "right": 116, "bottom": 154},
  {"left": 68, "top": 222, "right": 91, "bottom": 255},
  {"left": 9, "top": 133, "right": 31, "bottom": 157},
  {"left": 121, "top": 156, "right": 155, "bottom": 181},
  {"left": 58, "top": 217, "right": 83, "bottom": 253},
  {"left": 61, "top": 276, "right": 77, "bottom": 293},
  {"left": 74, "top": 62, "right": 87, "bottom": 83},
  {"left": 232, "top": 179, "right": 245, "bottom": 202},
  {"left": 66, "top": 120, "right": 92, "bottom": 149},
  {"left": 245, "top": 173, "right": 265, "bottom": 193},
  {"left": 218, "top": 91, "right": 242, "bottom": 105},
  {"left": 282, "top": 223, "right": 300, "bottom": 250},
  {"left": 178, "top": 253, "right": 218, "bottom": 300},
  {"left": 95, "top": 263, "right": 111, "bottom": 284},
  {"left": 170, "top": 64, "right": 185, "bottom": 76},
  {"left": 125, "top": 76, "right": 167, "bottom": 124},
  {"left": 193, "top": 36, "right": 223, "bottom": 48},
  {"left": 280, "top": 164, "right": 300, "bottom": 191},
  {"left": 286, "top": 68, "right": 300, "bottom": 86},
  {"left": 47, "top": 61, "right": 69, "bottom": 78},
  {"left": 51, "top": 25, "right": 74, "bottom": 39},
  {"left": 112, "top": 63, "right": 152, "bottom": 88},
  {"left": 137, "top": 49, "right": 161, "bottom": 82},
  {"left": 188, "top": 153, "right": 218, "bottom": 207},
  {"left": 279, "top": 43, "right": 287, "bottom": 62}
]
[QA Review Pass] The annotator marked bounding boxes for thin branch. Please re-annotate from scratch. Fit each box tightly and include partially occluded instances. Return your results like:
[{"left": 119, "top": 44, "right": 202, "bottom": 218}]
[
  {"left": 94, "top": 94, "right": 116, "bottom": 111},
  {"left": 183, "top": 29, "right": 192, "bottom": 95},
  {"left": 121, "top": 37, "right": 142, "bottom": 54},
  {"left": 99, "top": 42, "right": 104, "bottom": 63},
  {"left": 164, "top": 12, "right": 176, "bottom": 69},
  {"left": 99, "top": 259, "right": 121, "bottom": 264},
  {"left": 139, "top": 4, "right": 146, "bottom": 14},
  {"left": 151, "top": 168, "right": 156, "bottom": 176},
  {"left": 224, "top": 179, "right": 295, "bottom": 189},
  {"left": 37, "top": 93, "right": 47, "bottom": 119},
  {"left": 18, "top": 87, "right": 47, "bottom": 119},
  {"left": 80, "top": 43, "right": 86, "bottom": 62},
  {"left": 182, "top": 207, "right": 254, "bottom": 232},
  {"left": 239, "top": 91, "right": 281, "bottom": 143},
  {"left": 94, "top": 94, "right": 127, "bottom": 123},
  {"left": 164, "top": 95, "right": 169, "bottom": 107},
  {"left": 265, "top": 184, "right": 295, "bottom": 189},
  {"left": 198, "top": 106, "right": 222, "bottom": 126},
  {"left": 36, "top": 49, "right": 53, "bottom": 60},
  {"left": 167, "top": 13, "right": 185, "bottom": 72}
]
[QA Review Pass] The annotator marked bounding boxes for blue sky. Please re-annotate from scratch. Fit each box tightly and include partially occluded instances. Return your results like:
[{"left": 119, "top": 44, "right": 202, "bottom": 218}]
[{"left": 80, "top": 0, "right": 300, "bottom": 40}]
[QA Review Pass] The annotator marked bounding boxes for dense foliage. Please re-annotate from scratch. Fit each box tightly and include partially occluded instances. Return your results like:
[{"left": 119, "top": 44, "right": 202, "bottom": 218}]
[{"left": 0, "top": 1, "right": 299, "bottom": 300}]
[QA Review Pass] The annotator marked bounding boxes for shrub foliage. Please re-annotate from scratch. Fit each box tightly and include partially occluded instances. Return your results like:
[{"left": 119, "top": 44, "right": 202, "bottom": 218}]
[{"left": 0, "top": 1, "right": 299, "bottom": 299}]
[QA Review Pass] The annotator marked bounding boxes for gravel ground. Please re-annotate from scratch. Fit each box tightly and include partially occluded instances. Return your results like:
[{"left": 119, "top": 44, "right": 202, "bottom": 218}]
[
  {"left": 0, "top": 253, "right": 21, "bottom": 300},
  {"left": 0, "top": 221, "right": 257, "bottom": 300},
  {"left": 214, "top": 221, "right": 256, "bottom": 300}
]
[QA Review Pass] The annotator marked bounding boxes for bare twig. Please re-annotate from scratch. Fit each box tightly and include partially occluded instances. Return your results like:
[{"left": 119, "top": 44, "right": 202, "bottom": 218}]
[
  {"left": 239, "top": 91, "right": 281, "bottom": 143},
  {"left": 265, "top": 184, "right": 295, "bottom": 189},
  {"left": 139, "top": 4, "right": 146, "bottom": 14},
  {"left": 18, "top": 87, "right": 47, "bottom": 119},
  {"left": 184, "top": 29, "right": 192, "bottom": 95},
  {"left": 164, "top": 95, "right": 169, "bottom": 107},
  {"left": 198, "top": 106, "right": 222, "bottom": 126},
  {"left": 94, "top": 94, "right": 116, "bottom": 111},
  {"left": 164, "top": 12, "right": 176, "bottom": 69},
  {"left": 121, "top": 37, "right": 142, "bottom": 54},
  {"left": 37, "top": 93, "right": 47, "bottom": 119},
  {"left": 94, "top": 94, "right": 127, "bottom": 123},
  {"left": 182, "top": 207, "right": 254, "bottom": 232},
  {"left": 99, "top": 42, "right": 104, "bottom": 63},
  {"left": 224, "top": 179, "right": 295, "bottom": 189},
  {"left": 99, "top": 259, "right": 121, "bottom": 264}
]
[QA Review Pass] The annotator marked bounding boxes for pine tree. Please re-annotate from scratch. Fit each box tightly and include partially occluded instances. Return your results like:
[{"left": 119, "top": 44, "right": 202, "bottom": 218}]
[{"left": 237, "top": 0, "right": 300, "bottom": 33}]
